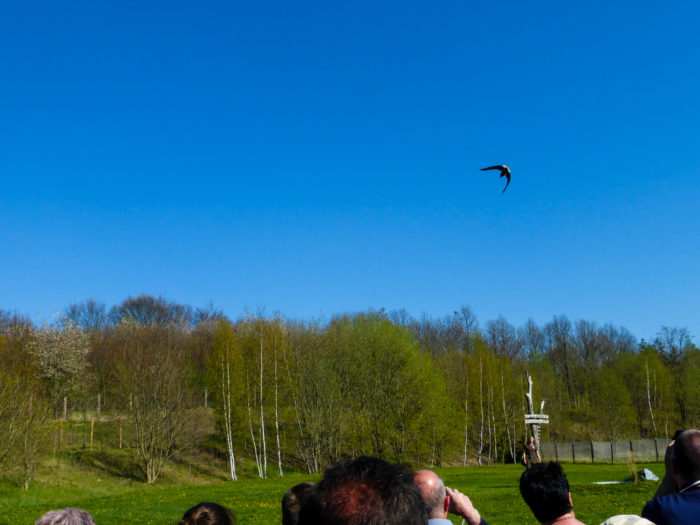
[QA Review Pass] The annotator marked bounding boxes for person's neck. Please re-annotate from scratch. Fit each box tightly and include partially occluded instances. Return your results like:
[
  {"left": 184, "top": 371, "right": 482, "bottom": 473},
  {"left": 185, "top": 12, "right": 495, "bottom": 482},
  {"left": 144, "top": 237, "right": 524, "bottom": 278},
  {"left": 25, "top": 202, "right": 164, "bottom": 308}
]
[{"left": 541, "top": 511, "right": 577, "bottom": 525}]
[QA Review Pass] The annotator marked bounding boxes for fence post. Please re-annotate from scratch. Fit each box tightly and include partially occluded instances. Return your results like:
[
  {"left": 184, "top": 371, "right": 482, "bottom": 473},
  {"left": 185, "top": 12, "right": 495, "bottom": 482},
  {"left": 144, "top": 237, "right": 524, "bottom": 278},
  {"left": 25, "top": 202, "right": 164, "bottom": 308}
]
[
  {"left": 554, "top": 442, "right": 559, "bottom": 462},
  {"left": 654, "top": 438, "right": 659, "bottom": 462},
  {"left": 611, "top": 442, "right": 614, "bottom": 465},
  {"left": 591, "top": 441, "right": 594, "bottom": 463},
  {"left": 572, "top": 443, "right": 575, "bottom": 464}
]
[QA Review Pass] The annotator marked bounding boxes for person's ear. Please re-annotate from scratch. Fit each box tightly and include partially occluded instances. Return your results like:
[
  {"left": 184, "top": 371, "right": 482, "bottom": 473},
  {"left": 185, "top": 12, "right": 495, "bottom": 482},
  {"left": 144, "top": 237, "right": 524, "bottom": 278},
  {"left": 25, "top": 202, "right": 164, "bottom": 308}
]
[
  {"left": 568, "top": 492, "right": 573, "bottom": 507},
  {"left": 444, "top": 495, "right": 450, "bottom": 516},
  {"left": 670, "top": 456, "right": 680, "bottom": 477}
]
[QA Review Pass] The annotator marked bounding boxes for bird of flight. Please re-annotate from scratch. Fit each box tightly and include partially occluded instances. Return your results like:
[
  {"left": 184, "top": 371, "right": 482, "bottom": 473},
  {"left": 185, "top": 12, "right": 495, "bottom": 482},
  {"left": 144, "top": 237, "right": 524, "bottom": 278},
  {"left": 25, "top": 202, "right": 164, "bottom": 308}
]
[{"left": 481, "top": 165, "right": 511, "bottom": 193}]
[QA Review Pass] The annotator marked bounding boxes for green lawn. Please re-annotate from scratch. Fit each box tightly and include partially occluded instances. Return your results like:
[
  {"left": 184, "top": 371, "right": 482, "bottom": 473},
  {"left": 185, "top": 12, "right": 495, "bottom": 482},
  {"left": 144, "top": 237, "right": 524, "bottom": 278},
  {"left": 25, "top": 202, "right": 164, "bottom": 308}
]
[{"left": 0, "top": 461, "right": 662, "bottom": 524}]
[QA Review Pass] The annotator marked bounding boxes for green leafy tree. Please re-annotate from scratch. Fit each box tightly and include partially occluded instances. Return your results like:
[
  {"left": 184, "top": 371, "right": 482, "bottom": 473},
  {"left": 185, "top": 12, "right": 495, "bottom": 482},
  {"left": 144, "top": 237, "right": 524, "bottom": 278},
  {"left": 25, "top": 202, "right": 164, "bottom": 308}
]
[{"left": 325, "top": 314, "right": 448, "bottom": 463}]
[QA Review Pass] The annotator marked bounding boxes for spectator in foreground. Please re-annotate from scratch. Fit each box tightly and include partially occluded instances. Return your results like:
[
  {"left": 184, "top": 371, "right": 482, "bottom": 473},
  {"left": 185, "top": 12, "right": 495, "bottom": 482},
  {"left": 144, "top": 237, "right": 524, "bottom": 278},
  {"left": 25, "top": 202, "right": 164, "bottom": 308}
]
[
  {"left": 413, "top": 469, "right": 488, "bottom": 525},
  {"left": 642, "top": 429, "right": 700, "bottom": 525},
  {"left": 520, "top": 462, "right": 584, "bottom": 525},
  {"left": 35, "top": 508, "right": 96, "bottom": 525},
  {"left": 297, "top": 455, "right": 427, "bottom": 525},
  {"left": 179, "top": 502, "right": 236, "bottom": 525},
  {"left": 283, "top": 482, "right": 314, "bottom": 525}
]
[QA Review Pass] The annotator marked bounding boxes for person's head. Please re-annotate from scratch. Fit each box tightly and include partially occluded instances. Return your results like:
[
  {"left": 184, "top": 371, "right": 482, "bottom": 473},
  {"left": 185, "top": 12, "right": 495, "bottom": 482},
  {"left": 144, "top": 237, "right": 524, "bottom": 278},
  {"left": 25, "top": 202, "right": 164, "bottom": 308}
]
[
  {"left": 283, "top": 482, "right": 314, "bottom": 525},
  {"left": 529, "top": 436, "right": 535, "bottom": 444},
  {"left": 35, "top": 508, "right": 95, "bottom": 525},
  {"left": 519, "top": 462, "right": 572, "bottom": 523},
  {"left": 298, "top": 455, "right": 427, "bottom": 525},
  {"left": 179, "top": 502, "right": 235, "bottom": 525},
  {"left": 413, "top": 470, "right": 448, "bottom": 519},
  {"left": 671, "top": 429, "right": 700, "bottom": 484}
]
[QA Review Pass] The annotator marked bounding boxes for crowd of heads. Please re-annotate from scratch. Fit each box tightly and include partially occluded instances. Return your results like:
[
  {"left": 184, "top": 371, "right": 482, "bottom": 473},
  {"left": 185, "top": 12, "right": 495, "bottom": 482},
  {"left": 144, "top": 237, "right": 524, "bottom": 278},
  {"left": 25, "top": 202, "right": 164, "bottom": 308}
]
[{"left": 33, "top": 428, "right": 700, "bottom": 525}]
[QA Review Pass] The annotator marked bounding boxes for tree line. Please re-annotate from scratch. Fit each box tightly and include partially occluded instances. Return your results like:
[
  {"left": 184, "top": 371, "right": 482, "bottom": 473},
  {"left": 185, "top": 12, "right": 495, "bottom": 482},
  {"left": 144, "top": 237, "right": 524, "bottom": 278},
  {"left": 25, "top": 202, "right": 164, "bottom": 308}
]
[{"left": 0, "top": 295, "right": 698, "bottom": 487}]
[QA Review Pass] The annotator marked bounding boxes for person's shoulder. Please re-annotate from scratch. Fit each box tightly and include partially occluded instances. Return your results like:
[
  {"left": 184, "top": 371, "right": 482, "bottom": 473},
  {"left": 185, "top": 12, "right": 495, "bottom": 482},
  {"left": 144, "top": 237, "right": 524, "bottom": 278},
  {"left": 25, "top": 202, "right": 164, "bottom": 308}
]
[{"left": 642, "top": 491, "right": 700, "bottom": 524}]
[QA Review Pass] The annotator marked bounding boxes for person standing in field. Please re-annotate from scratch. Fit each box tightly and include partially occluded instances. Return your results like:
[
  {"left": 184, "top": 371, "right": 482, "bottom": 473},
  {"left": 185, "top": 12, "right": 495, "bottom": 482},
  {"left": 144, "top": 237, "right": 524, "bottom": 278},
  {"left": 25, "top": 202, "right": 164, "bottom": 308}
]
[{"left": 523, "top": 435, "right": 541, "bottom": 468}]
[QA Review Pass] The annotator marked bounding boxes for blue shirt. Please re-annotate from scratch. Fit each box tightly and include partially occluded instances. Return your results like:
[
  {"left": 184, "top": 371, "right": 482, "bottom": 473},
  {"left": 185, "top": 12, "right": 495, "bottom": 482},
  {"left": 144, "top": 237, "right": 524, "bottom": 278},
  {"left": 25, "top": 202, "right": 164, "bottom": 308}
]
[{"left": 642, "top": 489, "right": 700, "bottom": 525}]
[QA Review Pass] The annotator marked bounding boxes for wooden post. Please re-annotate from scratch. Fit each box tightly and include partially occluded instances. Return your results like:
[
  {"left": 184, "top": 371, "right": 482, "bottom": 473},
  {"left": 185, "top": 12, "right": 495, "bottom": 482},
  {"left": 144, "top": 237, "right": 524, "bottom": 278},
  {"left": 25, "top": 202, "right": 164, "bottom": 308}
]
[
  {"left": 654, "top": 438, "right": 659, "bottom": 462},
  {"left": 572, "top": 443, "right": 575, "bottom": 463},
  {"left": 611, "top": 442, "right": 615, "bottom": 464},
  {"left": 119, "top": 418, "right": 123, "bottom": 449},
  {"left": 63, "top": 396, "right": 68, "bottom": 421},
  {"left": 554, "top": 442, "right": 558, "bottom": 462},
  {"left": 590, "top": 441, "right": 594, "bottom": 463},
  {"left": 90, "top": 418, "right": 95, "bottom": 451}
]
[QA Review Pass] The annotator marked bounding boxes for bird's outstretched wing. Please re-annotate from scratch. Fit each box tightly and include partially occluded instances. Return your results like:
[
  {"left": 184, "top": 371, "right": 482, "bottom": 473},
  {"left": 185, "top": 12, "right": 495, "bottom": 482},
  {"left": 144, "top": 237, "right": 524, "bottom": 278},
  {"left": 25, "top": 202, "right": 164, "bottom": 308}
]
[{"left": 480, "top": 165, "right": 503, "bottom": 172}]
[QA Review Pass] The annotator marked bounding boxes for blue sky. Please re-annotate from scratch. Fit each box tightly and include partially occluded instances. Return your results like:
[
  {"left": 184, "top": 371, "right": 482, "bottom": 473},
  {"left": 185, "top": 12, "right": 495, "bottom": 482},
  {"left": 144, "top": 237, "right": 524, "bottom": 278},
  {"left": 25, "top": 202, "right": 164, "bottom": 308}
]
[{"left": 1, "top": 1, "right": 699, "bottom": 342}]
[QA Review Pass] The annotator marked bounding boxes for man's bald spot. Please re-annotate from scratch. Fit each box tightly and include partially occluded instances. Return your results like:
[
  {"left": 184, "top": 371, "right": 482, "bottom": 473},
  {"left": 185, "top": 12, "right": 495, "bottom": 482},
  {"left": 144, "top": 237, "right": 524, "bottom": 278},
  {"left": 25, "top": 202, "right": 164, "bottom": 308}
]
[{"left": 414, "top": 470, "right": 446, "bottom": 518}]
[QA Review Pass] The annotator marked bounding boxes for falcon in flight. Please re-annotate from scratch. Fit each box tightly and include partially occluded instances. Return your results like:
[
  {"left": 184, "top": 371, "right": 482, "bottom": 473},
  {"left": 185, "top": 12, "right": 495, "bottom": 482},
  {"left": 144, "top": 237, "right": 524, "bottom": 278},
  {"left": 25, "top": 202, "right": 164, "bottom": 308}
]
[{"left": 481, "top": 165, "right": 511, "bottom": 193}]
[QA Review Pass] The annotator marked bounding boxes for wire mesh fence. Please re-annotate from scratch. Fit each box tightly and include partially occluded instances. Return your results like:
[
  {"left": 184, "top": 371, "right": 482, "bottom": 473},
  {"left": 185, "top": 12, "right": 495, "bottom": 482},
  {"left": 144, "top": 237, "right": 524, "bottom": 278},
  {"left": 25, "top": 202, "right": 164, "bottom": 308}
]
[{"left": 540, "top": 439, "right": 665, "bottom": 463}]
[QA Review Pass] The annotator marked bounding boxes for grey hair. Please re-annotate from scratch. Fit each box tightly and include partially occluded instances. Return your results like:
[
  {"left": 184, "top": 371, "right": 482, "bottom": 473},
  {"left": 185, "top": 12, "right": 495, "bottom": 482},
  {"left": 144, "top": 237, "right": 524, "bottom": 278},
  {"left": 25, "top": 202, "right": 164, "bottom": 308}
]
[
  {"left": 36, "top": 508, "right": 96, "bottom": 525},
  {"left": 424, "top": 478, "right": 446, "bottom": 518}
]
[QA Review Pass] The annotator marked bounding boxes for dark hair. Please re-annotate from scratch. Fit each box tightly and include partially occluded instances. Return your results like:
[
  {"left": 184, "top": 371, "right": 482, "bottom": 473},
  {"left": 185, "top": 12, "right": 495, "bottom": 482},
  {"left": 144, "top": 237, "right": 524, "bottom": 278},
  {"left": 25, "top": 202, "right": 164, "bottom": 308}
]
[
  {"left": 179, "top": 502, "right": 235, "bottom": 525},
  {"left": 519, "top": 462, "right": 572, "bottom": 523},
  {"left": 283, "top": 482, "right": 315, "bottom": 525},
  {"left": 298, "top": 456, "right": 427, "bottom": 525},
  {"left": 673, "top": 429, "right": 700, "bottom": 481}
]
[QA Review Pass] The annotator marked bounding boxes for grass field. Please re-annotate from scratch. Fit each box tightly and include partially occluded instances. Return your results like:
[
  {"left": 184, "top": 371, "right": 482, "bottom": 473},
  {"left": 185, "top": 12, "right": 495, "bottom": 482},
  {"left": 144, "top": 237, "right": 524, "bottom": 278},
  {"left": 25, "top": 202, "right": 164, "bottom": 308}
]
[{"left": 0, "top": 459, "right": 662, "bottom": 524}]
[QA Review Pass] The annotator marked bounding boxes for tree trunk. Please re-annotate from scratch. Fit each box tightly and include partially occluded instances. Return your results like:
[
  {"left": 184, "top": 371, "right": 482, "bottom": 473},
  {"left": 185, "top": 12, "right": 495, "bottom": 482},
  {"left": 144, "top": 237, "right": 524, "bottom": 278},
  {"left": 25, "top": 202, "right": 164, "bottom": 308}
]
[
  {"left": 646, "top": 360, "right": 658, "bottom": 436},
  {"left": 221, "top": 350, "right": 237, "bottom": 481},
  {"left": 463, "top": 365, "right": 470, "bottom": 466},
  {"left": 501, "top": 371, "right": 514, "bottom": 462},
  {"left": 274, "top": 346, "right": 283, "bottom": 477},
  {"left": 259, "top": 336, "right": 267, "bottom": 478},
  {"left": 478, "top": 357, "right": 484, "bottom": 466}
]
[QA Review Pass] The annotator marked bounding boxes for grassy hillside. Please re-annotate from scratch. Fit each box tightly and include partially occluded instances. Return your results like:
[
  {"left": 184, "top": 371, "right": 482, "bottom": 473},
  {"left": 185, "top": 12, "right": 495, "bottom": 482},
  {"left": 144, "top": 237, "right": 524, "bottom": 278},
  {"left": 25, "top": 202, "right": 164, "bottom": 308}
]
[{"left": 0, "top": 457, "right": 662, "bottom": 524}]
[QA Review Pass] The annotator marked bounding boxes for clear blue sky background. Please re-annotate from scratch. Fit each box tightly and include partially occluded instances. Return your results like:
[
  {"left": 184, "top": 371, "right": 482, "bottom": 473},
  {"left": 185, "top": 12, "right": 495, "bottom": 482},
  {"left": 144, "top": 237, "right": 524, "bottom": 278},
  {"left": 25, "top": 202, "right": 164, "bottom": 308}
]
[{"left": 1, "top": 1, "right": 698, "bottom": 342}]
